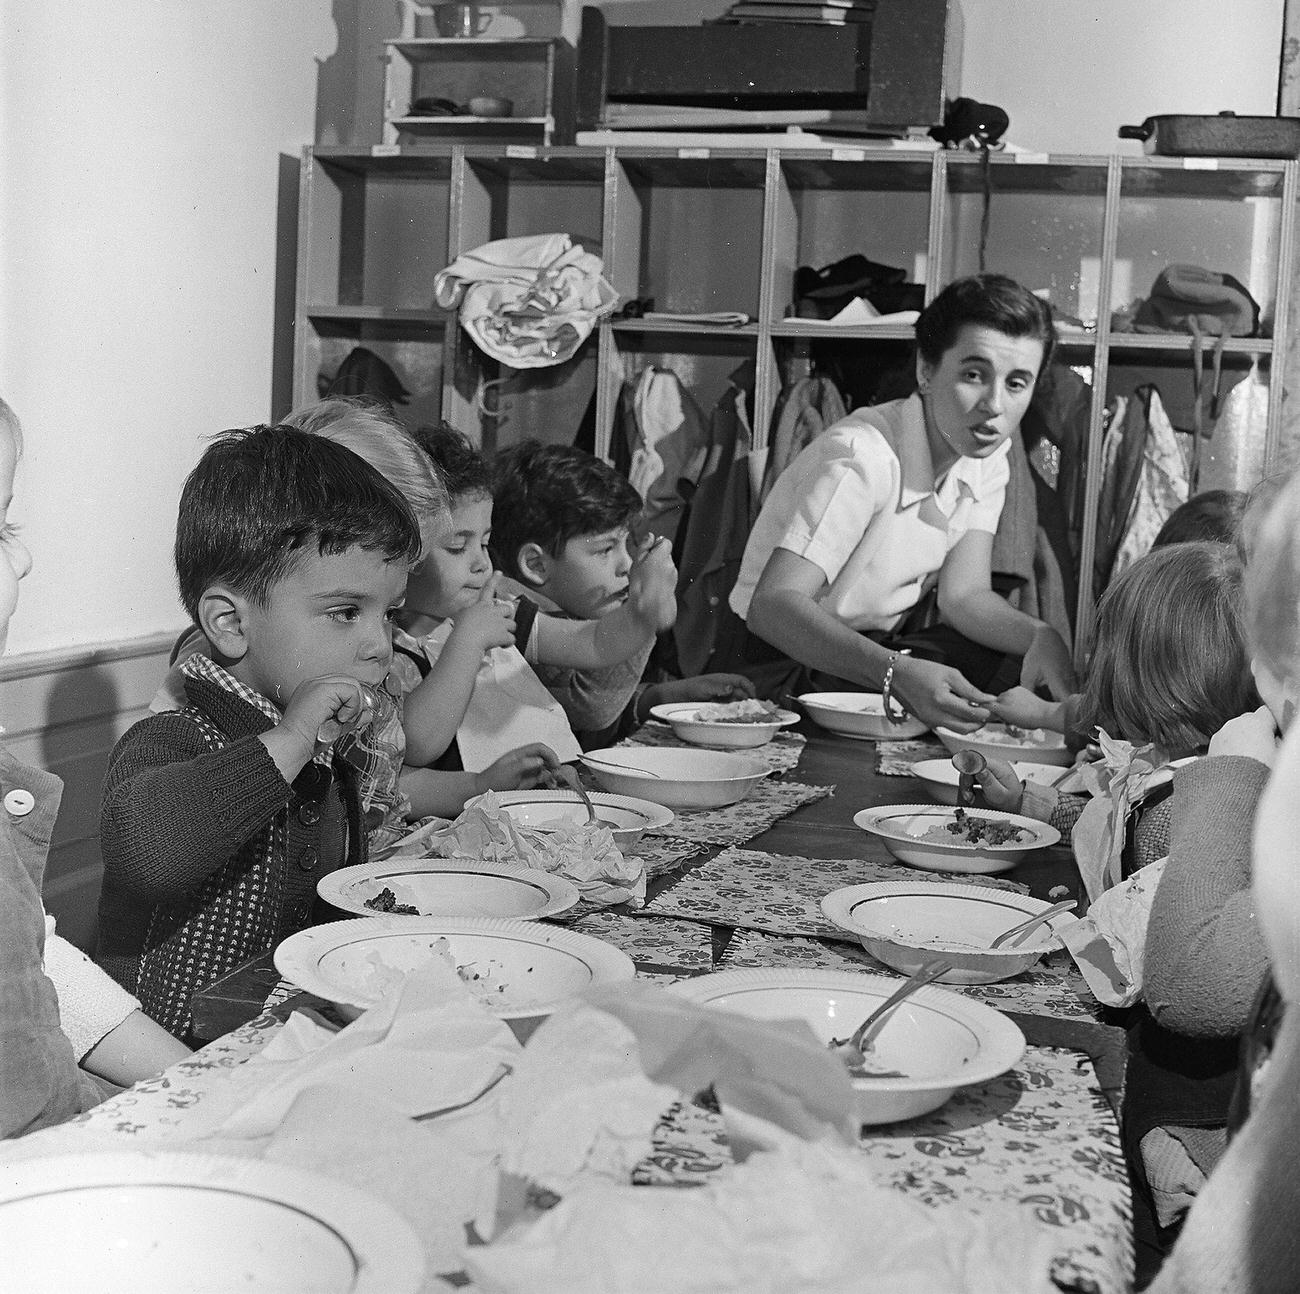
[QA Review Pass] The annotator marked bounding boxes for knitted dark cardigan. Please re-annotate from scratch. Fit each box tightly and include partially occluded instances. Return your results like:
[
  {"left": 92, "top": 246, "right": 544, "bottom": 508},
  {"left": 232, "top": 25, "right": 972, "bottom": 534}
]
[{"left": 97, "top": 674, "right": 363, "bottom": 1039}]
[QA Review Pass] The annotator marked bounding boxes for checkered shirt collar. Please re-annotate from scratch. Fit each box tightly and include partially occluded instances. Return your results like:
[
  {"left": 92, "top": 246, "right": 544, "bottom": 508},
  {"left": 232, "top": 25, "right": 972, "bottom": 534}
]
[{"left": 179, "top": 654, "right": 334, "bottom": 766}]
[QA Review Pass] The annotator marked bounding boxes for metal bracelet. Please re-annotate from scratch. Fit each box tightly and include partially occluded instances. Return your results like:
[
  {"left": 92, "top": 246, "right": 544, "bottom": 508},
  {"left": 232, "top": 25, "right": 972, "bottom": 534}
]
[{"left": 881, "top": 649, "right": 913, "bottom": 725}]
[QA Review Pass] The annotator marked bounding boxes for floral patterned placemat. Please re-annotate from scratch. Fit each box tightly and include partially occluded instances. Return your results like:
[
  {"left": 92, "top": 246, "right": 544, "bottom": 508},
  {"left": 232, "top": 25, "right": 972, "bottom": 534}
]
[
  {"left": 569, "top": 910, "right": 715, "bottom": 974},
  {"left": 623, "top": 722, "right": 807, "bottom": 775},
  {"left": 875, "top": 736, "right": 950, "bottom": 776},
  {"left": 631, "top": 836, "right": 707, "bottom": 880},
  {"left": 642, "top": 846, "right": 1027, "bottom": 938},
  {"left": 647, "top": 781, "right": 833, "bottom": 847},
  {"left": 720, "top": 928, "right": 1101, "bottom": 1022}
]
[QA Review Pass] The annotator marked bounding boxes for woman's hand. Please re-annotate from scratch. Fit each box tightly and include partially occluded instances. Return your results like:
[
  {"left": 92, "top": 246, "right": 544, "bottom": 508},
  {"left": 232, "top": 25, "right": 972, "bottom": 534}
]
[
  {"left": 1019, "top": 624, "right": 1076, "bottom": 699},
  {"left": 973, "top": 754, "right": 1025, "bottom": 812},
  {"left": 1208, "top": 705, "right": 1281, "bottom": 767},
  {"left": 473, "top": 743, "right": 562, "bottom": 794},
  {"left": 890, "top": 655, "right": 994, "bottom": 733}
]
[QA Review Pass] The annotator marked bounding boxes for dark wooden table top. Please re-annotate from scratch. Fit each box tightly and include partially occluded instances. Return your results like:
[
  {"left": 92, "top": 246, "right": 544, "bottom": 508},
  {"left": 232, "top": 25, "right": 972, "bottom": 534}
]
[{"left": 192, "top": 723, "right": 1101, "bottom": 1077}]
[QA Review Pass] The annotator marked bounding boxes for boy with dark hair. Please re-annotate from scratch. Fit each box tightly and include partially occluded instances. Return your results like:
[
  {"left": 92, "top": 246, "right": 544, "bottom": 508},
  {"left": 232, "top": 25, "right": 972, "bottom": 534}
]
[
  {"left": 98, "top": 425, "right": 421, "bottom": 1040},
  {"left": 489, "top": 440, "right": 754, "bottom": 747}
]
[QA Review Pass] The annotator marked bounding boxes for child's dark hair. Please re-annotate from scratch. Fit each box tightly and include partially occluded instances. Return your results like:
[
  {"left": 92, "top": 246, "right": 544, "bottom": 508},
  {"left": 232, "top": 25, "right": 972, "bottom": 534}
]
[
  {"left": 1077, "top": 541, "right": 1257, "bottom": 753},
  {"left": 175, "top": 424, "right": 421, "bottom": 620},
  {"left": 489, "top": 440, "right": 641, "bottom": 578},
  {"left": 409, "top": 421, "right": 492, "bottom": 502},
  {"left": 1152, "top": 489, "right": 1248, "bottom": 550},
  {"left": 914, "top": 274, "right": 1056, "bottom": 371}
]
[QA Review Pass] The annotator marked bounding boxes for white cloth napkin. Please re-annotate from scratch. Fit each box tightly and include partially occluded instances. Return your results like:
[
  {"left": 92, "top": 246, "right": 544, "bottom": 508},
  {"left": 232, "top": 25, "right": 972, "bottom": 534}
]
[{"left": 420, "top": 619, "right": 583, "bottom": 770}]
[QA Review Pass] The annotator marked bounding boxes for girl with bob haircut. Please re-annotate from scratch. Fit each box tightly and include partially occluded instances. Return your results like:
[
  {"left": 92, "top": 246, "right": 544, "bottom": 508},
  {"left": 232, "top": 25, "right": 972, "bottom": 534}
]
[{"left": 979, "top": 540, "right": 1256, "bottom": 895}]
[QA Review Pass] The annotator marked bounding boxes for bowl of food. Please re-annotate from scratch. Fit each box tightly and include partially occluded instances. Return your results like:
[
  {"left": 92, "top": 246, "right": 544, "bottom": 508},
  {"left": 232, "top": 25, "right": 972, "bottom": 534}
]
[
  {"left": 853, "top": 804, "right": 1059, "bottom": 874},
  {"left": 910, "top": 758, "right": 1070, "bottom": 806},
  {"left": 491, "top": 788, "right": 674, "bottom": 851},
  {"left": 669, "top": 968, "right": 1025, "bottom": 1124},
  {"left": 274, "top": 915, "right": 635, "bottom": 1024},
  {"left": 0, "top": 1153, "right": 423, "bottom": 1294},
  {"left": 317, "top": 860, "right": 578, "bottom": 921},
  {"left": 821, "top": 881, "right": 1073, "bottom": 984},
  {"left": 797, "top": 692, "right": 929, "bottom": 741},
  {"left": 648, "top": 699, "right": 800, "bottom": 749},
  {"left": 933, "top": 723, "right": 1072, "bottom": 767},
  {"left": 579, "top": 747, "right": 770, "bottom": 810}
]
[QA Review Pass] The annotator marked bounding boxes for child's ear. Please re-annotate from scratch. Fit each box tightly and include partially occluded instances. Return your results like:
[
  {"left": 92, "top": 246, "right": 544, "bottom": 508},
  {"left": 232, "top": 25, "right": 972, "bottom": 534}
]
[
  {"left": 515, "top": 542, "right": 551, "bottom": 589},
  {"left": 197, "top": 586, "right": 252, "bottom": 662}
]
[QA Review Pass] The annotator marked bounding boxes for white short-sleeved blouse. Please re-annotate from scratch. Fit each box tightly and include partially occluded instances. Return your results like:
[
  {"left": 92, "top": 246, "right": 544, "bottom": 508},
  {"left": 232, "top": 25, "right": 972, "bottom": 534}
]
[{"left": 730, "top": 395, "right": 1010, "bottom": 633}]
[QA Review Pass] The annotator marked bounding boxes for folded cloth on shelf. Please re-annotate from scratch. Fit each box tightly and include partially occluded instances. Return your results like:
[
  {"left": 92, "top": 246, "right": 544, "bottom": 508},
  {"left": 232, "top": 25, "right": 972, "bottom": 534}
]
[{"left": 434, "top": 233, "right": 619, "bottom": 368}]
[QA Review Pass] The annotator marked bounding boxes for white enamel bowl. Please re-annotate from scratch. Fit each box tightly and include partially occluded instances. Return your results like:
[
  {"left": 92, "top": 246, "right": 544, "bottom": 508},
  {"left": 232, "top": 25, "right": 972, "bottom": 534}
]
[
  {"left": 669, "top": 968, "right": 1025, "bottom": 1124},
  {"left": 797, "top": 692, "right": 929, "bottom": 741},
  {"left": 821, "top": 881, "right": 1073, "bottom": 984},
  {"left": 579, "top": 747, "right": 770, "bottom": 810},
  {"left": 649, "top": 701, "right": 800, "bottom": 749},
  {"left": 317, "top": 860, "right": 578, "bottom": 920},
  {"left": 934, "top": 723, "right": 1072, "bottom": 767},
  {"left": 275, "top": 915, "right": 635, "bottom": 1023},
  {"left": 0, "top": 1153, "right": 422, "bottom": 1294},
  {"left": 911, "top": 758, "right": 1069, "bottom": 806},
  {"left": 854, "top": 804, "right": 1060, "bottom": 875},
  {"left": 492, "top": 788, "right": 674, "bottom": 851}
]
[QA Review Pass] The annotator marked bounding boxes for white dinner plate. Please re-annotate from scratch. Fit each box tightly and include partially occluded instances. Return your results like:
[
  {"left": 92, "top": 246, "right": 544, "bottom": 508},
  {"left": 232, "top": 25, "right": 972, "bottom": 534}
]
[
  {"left": 317, "top": 860, "right": 578, "bottom": 920},
  {"left": 0, "top": 1152, "right": 423, "bottom": 1294},
  {"left": 854, "top": 803, "right": 1060, "bottom": 874},
  {"left": 797, "top": 692, "right": 929, "bottom": 741},
  {"left": 491, "top": 788, "right": 674, "bottom": 850},
  {"left": 275, "top": 915, "right": 636, "bottom": 1021}
]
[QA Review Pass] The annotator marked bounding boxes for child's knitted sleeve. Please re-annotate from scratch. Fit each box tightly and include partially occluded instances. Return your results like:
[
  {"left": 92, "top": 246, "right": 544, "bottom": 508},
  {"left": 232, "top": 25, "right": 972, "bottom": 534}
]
[
  {"left": 100, "top": 713, "right": 291, "bottom": 904},
  {"left": 1018, "top": 783, "right": 1086, "bottom": 839},
  {"left": 1143, "top": 755, "right": 1271, "bottom": 1039}
]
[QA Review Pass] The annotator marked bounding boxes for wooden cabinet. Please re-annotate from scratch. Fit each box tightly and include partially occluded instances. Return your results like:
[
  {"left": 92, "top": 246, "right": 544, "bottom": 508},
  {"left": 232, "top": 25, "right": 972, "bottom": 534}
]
[{"left": 292, "top": 142, "right": 1298, "bottom": 653}]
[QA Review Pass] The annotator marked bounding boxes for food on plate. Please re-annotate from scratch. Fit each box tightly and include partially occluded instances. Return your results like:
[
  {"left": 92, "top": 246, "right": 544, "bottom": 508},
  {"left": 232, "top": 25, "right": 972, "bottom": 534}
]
[
  {"left": 968, "top": 723, "right": 1055, "bottom": 748},
  {"left": 361, "top": 937, "right": 519, "bottom": 1002},
  {"left": 826, "top": 1037, "right": 907, "bottom": 1079},
  {"left": 691, "top": 698, "right": 783, "bottom": 724},
  {"left": 920, "top": 808, "right": 1028, "bottom": 847},
  {"left": 362, "top": 886, "right": 420, "bottom": 915}
]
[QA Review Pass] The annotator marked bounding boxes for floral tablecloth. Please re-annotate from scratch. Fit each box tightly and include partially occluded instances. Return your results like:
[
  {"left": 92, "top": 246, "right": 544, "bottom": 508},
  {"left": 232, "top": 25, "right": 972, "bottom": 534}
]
[
  {"left": 642, "top": 846, "right": 1028, "bottom": 936},
  {"left": 644, "top": 782, "right": 834, "bottom": 847},
  {"left": 622, "top": 721, "right": 808, "bottom": 775},
  {"left": 721, "top": 928, "right": 1100, "bottom": 1022},
  {"left": 874, "top": 735, "right": 951, "bottom": 776}
]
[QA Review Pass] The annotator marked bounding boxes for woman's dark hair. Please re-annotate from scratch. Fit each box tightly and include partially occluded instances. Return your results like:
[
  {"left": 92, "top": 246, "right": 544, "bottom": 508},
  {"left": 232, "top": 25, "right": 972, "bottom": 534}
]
[
  {"left": 175, "top": 424, "right": 421, "bottom": 621},
  {"left": 489, "top": 440, "right": 641, "bottom": 578},
  {"left": 409, "top": 420, "right": 491, "bottom": 502},
  {"left": 1152, "top": 489, "right": 1248, "bottom": 550},
  {"left": 914, "top": 274, "right": 1056, "bottom": 370},
  {"left": 1077, "top": 541, "right": 1256, "bottom": 754}
]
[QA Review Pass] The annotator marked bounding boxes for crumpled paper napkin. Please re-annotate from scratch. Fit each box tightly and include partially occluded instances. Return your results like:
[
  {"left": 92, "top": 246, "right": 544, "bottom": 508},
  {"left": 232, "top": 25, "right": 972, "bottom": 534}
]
[
  {"left": 387, "top": 791, "right": 645, "bottom": 909},
  {"left": 1057, "top": 856, "right": 1168, "bottom": 1007},
  {"left": 465, "top": 1131, "right": 1056, "bottom": 1294}
]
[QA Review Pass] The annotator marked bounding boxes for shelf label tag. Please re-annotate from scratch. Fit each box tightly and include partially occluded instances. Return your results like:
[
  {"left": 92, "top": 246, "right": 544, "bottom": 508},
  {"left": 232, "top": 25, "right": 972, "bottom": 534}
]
[
  {"left": 1182, "top": 157, "right": 1219, "bottom": 170},
  {"left": 506, "top": 145, "right": 537, "bottom": 159},
  {"left": 678, "top": 148, "right": 710, "bottom": 159},
  {"left": 1014, "top": 151, "right": 1050, "bottom": 165},
  {"left": 371, "top": 143, "right": 402, "bottom": 157},
  {"left": 831, "top": 147, "right": 866, "bottom": 163}
]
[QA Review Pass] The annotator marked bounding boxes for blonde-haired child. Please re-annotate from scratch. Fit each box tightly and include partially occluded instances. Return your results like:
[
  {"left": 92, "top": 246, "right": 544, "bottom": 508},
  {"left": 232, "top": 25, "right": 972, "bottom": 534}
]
[{"left": 0, "top": 398, "right": 191, "bottom": 1135}]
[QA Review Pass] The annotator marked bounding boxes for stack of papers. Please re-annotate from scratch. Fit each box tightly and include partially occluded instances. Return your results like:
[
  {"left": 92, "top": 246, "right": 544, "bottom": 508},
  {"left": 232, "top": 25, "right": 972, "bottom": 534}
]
[{"left": 720, "top": 0, "right": 874, "bottom": 25}]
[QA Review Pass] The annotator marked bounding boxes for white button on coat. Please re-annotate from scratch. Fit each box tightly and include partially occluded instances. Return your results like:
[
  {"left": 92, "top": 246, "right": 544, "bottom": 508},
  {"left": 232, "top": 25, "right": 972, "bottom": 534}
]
[{"left": 4, "top": 788, "right": 35, "bottom": 816}]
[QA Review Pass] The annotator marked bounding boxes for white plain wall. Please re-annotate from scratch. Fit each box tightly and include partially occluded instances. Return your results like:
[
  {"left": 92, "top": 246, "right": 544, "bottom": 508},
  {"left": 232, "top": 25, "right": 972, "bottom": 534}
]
[
  {"left": 0, "top": 0, "right": 334, "bottom": 656},
  {"left": 0, "top": 0, "right": 1288, "bottom": 658}
]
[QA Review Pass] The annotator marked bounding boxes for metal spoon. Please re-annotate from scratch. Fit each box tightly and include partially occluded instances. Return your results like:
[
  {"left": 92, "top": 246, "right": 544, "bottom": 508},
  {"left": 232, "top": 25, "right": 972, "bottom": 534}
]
[
  {"left": 833, "top": 958, "right": 954, "bottom": 1072},
  {"left": 989, "top": 899, "right": 1077, "bottom": 949},
  {"left": 951, "top": 748, "right": 987, "bottom": 807}
]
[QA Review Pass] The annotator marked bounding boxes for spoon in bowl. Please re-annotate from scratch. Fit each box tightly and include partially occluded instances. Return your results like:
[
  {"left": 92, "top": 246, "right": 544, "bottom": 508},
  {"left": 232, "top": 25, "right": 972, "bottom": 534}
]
[
  {"left": 831, "top": 958, "right": 954, "bottom": 1075},
  {"left": 989, "top": 898, "right": 1077, "bottom": 949}
]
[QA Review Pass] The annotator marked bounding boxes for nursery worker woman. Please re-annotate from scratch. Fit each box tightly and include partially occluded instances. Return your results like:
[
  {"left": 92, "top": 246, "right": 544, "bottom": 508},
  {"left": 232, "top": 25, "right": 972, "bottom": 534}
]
[{"left": 727, "top": 273, "right": 1075, "bottom": 733}]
